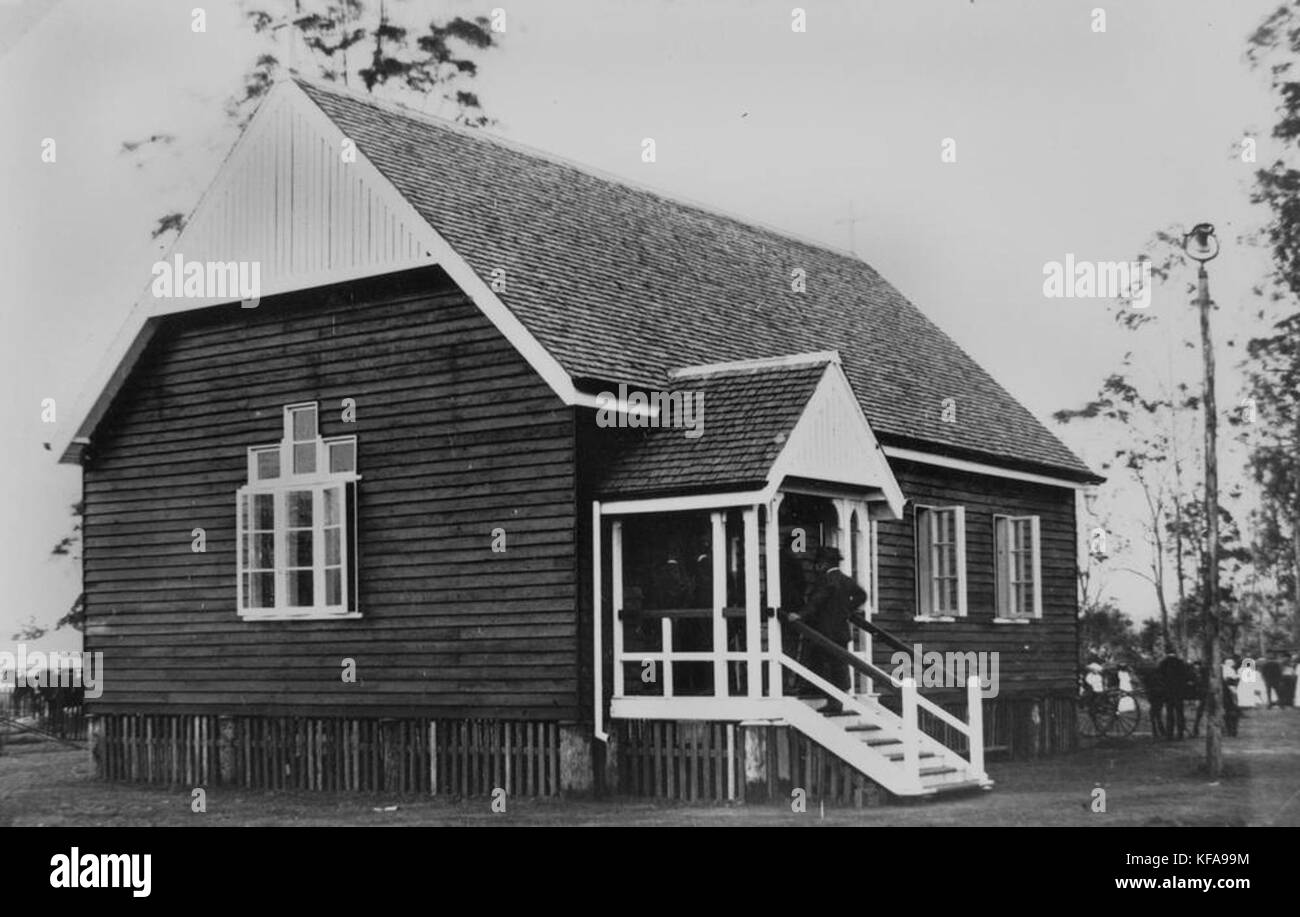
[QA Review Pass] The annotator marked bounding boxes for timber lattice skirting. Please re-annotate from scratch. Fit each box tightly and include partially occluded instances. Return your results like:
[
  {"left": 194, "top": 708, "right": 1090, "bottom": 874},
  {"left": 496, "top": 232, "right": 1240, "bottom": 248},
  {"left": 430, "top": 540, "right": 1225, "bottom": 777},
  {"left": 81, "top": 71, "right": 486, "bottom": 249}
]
[
  {"left": 613, "top": 695, "right": 1077, "bottom": 806},
  {"left": 910, "top": 693, "right": 1077, "bottom": 760},
  {"left": 91, "top": 713, "right": 564, "bottom": 796},
  {"left": 614, "top": 720, "right": 890, "bottom": 807}
]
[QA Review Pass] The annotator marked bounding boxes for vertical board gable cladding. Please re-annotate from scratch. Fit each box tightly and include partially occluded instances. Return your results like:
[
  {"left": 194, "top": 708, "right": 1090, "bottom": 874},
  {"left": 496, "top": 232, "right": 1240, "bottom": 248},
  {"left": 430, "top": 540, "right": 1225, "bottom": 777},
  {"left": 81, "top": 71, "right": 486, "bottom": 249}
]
[
  {"left": 81, "top": 270, "right": 578, "bottom": 719},
  {"left": 173, "top": 89, "right": 434, "bottom": 299}
]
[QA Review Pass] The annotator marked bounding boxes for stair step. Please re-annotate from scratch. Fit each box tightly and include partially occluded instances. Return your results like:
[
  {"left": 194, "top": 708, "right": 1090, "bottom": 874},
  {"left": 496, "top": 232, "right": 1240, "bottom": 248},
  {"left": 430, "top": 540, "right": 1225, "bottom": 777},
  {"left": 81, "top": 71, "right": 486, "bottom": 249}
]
[
  {"left": 918, "top": 764, "right": 960, "bottom": 777},
  {"left": 861, "top": 736, "right": 901, "bottom": 747},
  {"left": 922, "top": 778, "right": 994, "bottom": 795},
  {"left": 789, "top": 695, "right": 990, "bottom": 798}
]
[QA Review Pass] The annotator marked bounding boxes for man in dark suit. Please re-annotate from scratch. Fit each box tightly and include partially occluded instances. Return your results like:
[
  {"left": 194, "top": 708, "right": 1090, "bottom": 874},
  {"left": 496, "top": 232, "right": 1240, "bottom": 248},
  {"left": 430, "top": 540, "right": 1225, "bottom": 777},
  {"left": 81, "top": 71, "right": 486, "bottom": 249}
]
[
  {"left": 1261, "top": 654, "right": 1283, "bottom": 708},
  {"left": 799, "top": 545, "right": 866, "bottom": 714}
]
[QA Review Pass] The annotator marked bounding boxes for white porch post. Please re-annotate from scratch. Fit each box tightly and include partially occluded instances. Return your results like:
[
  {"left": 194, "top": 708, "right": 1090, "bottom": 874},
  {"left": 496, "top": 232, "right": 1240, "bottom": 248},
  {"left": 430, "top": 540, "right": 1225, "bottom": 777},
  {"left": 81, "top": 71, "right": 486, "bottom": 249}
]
[
  {"left": 662, "top": 610, "right": 674, "bottom": 698},
  {"left": 611, "top": 519, "right": 625, "bottom": 699},
  {"left": 592, "top": 501, "right": 608, "bottom": 741},
  {"left": 711, "top": 511, "right": 727, "bottom": 696},
  {"left": 832, "top": 498, "right": 853, "bottom": 691},
  {"left": 743, "top": 506, "right": 762, "bottom": 699},
  {"left": 765, "top": 494, "right": 785, "bottom": 698},
  {"left": 853, "top": 499, "right": 873, "bottom": 696},
  {"left": 832, "top": 498, "right": 852, "bottom": 573}
]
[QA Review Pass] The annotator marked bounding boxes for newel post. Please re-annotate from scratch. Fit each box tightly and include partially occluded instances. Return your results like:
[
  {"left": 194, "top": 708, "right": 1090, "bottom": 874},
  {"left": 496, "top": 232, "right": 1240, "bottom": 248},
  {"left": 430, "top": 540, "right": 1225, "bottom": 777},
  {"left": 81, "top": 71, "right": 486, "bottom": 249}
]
[
  {"left": 901, "top": 676, "right": 920, "bottom": 785},
  {"left": 967, "top": 674, "right": 985, "bottom": 778}
]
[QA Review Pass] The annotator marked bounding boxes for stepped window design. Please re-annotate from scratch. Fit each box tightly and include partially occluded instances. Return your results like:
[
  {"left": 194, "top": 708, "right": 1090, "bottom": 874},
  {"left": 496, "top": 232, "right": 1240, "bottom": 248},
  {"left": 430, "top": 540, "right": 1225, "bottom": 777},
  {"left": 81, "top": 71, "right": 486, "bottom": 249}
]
[{"left": 237, "top": 402, "right": 359, "bottom": 619}]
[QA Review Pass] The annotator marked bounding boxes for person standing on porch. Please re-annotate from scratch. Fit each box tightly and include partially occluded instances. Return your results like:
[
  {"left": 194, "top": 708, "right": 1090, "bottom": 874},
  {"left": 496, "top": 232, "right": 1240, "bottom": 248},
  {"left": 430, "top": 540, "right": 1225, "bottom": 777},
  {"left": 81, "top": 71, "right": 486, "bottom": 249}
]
[
  {"left": 779, "top": 538, "right": 809, "bottom": 695},
  {"left": 802, "top": 545, "right": 866, "bottom": 715}
]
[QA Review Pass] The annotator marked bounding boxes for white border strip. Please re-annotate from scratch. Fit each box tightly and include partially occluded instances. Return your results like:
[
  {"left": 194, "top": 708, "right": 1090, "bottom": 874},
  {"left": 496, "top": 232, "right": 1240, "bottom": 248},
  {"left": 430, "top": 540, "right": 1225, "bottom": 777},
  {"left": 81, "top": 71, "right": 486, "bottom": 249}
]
[
  {"left": 882, "top": 446, "right": 1093, "bottom": 490},
  {"left": 600, "top": 489, "right": 769, "bottom": 515}
]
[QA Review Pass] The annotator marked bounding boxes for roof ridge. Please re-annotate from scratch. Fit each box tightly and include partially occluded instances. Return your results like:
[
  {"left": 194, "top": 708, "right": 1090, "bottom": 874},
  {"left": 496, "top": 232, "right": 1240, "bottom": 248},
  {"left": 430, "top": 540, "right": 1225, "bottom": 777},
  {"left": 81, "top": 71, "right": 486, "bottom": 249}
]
[
  {"left": 669, "top": 351, "right": 840, "bottom": 379},
  {"left": 287, "top": 77, "right": 1097, "bottom": 482},
  {"left": 290, "top": 76, "right": 877, "bottom": 270}
]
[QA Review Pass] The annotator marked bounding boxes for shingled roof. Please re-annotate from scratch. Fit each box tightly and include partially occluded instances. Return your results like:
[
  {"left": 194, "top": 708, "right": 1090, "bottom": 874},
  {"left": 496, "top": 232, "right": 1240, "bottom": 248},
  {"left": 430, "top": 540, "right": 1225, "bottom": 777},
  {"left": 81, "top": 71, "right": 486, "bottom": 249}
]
[
  {"left": 595, "top": 361, "right": 827, "bottom": 499},
  {"left": 306, "top": 82, "right": 1096, "bottom": 482}
]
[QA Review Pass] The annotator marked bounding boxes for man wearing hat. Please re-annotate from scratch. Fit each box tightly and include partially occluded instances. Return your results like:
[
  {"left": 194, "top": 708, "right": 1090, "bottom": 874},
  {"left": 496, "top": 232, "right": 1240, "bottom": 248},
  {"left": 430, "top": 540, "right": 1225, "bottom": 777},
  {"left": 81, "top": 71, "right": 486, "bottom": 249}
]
[{"left": 798, "top": 545, "right": 866, "bottom": 714}]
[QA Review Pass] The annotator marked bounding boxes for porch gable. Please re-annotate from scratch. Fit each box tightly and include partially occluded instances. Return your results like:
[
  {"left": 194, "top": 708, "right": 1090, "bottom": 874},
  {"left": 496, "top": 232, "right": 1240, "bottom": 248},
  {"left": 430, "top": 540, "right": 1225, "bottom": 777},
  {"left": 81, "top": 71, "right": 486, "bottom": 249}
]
[{"left": 593, "top": 352, "right": 903, "bottom": 515}]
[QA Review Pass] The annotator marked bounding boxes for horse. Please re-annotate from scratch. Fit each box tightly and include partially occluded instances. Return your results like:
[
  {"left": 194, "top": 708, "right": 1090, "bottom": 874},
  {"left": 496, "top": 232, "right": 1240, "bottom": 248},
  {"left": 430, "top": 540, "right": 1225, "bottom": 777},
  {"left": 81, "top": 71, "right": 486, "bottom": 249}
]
[{"left": 1138, "top": 656, "right": 1203, "bottom": 740}]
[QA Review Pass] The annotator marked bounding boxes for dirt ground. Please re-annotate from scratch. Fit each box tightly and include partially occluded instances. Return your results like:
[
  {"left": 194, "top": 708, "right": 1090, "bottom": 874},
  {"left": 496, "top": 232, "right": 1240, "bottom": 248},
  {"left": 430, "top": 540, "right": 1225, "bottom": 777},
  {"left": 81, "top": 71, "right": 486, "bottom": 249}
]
[{"left": 2, "top": 706, "right": 1298, "bottom": 826}]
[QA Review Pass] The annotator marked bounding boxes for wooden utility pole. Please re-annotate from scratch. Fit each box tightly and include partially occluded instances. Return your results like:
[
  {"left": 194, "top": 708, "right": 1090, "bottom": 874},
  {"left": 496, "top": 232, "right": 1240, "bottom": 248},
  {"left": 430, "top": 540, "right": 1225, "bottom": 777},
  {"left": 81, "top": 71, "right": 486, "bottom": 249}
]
[{"left": 1196, "top": 259, "right": 1225, "bottom": 777}]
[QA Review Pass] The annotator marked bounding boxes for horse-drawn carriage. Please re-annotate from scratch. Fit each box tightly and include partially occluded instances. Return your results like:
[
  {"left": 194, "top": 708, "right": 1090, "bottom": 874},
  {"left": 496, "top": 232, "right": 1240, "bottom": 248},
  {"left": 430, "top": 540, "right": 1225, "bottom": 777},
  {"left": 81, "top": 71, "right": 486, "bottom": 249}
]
[
  {"left": 1077, "top": 656, "right": 1209, "bottom": 741},
  {"left": 1077, "top": 664, "right": 1141, "bottom": 738}
]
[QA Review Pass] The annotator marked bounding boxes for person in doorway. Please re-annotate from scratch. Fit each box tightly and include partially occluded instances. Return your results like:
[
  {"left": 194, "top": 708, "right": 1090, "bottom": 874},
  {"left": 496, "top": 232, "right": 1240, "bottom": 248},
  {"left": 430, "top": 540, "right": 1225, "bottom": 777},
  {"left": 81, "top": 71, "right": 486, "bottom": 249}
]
[
  {"left": 691, "top": 535, "right": 713, "bottom": 610},
  {"left": 648, "top": 546, "right": 693, "bottom": 610},
  {"left": 779, "top": 537, "right": 809, "bottom": 695},
  {"left": 798, "top": 545, "right": 866, "bottom": 715}
]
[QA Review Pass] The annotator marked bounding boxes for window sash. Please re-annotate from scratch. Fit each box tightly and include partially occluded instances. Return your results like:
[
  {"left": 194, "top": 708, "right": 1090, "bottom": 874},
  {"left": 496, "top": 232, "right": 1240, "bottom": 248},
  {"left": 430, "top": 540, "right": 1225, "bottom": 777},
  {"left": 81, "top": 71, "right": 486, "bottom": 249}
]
[
  {"left": 248, "top": 435, "right": 357, "bottom": 485},
  {"left": 237, "top": 479, "right": 356, "bottom": 616},
  {"left": 995, "top": 514, "right": 1041, "bottom": 618},
  {"left": 916, "top": 505, "right": 966, "bottom": 617},
  {"left": 239, "top": 402, "right": 359, "bottom": 618}
]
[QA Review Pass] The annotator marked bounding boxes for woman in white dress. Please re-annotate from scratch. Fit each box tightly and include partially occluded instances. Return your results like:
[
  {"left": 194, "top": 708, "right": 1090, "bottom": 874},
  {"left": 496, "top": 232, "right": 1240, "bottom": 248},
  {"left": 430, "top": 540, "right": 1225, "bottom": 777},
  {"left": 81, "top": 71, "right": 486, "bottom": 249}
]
[{"left": 1236, "top": 657, "right": 1264, "bottom": 708}]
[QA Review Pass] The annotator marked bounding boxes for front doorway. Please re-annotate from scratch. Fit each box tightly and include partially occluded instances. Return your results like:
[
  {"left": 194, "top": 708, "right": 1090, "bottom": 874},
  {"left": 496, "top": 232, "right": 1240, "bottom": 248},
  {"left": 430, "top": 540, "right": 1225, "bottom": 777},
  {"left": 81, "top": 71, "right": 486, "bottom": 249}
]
[{"left": 776, "top": 491, "right": 876, "bottom": 698}]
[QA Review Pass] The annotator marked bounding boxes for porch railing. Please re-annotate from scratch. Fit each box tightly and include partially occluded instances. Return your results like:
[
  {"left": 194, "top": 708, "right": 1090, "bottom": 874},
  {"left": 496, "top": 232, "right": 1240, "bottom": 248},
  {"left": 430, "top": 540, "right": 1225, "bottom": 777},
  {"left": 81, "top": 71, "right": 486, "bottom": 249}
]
[
  {"left": 847, "top": 610, "right": 912, "bottom": 657},
  {"left": 615, "top": 607, "right": 750, "bottom": 698},
  {"left": 777, "top": 610, "right": 985, "bottom": 782}
]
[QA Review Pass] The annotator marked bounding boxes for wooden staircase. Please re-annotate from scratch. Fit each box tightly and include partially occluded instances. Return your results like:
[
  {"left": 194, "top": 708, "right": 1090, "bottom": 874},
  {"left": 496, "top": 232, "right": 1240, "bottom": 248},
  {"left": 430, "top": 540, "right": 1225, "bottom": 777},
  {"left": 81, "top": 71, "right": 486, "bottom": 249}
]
[
  {"left": 776, "top": 612, "right": 993, "bottom": 798},
  {"left": 796, "top": 698, "right": 991, "bottom": 796}
]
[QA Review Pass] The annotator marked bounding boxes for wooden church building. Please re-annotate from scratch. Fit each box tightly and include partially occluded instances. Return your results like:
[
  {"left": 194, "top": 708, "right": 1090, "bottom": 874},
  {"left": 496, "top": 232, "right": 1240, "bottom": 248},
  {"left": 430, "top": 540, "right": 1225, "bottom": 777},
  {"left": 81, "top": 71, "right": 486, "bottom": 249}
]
[{"left": 60, "top": 79, "right": 1102, "bottom": 804}]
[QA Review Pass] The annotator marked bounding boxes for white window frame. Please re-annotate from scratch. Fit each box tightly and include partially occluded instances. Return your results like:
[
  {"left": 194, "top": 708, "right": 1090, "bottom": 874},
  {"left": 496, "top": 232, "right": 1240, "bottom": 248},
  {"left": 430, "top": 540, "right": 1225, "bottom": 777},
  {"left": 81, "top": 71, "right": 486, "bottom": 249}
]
[
  {"left": 994, "top": 514, "right": 1042, "bottom": 621},
  {"left": 237, "top": 402, "right": 361, "bottom": 621},
  {"left": 914, "top": 504, "right": 967, "bottom": 621}
]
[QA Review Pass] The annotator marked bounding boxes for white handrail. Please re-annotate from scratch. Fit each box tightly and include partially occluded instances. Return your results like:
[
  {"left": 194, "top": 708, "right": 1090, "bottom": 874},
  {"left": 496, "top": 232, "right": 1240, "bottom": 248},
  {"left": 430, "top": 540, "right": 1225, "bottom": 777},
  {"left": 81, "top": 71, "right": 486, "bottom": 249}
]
[
  {"left": 778, "top": 654, "right": 884, "bottom": 723},
  {"left": 909, "top": 686, "right": 972, "bottom": 738},
  {"left": 776, "top": 639, "right": 985, "bottom": 775}
]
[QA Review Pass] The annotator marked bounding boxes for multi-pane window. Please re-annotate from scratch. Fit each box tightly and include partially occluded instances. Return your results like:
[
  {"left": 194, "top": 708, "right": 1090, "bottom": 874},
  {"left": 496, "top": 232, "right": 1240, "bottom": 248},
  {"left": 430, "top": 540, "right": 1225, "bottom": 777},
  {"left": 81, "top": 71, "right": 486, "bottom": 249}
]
[
  {"left": 995, "top": 515, "right": 1041, "bottom": 618},
  {"left": 237, "top": 402, "right": 359, "bottom": 618},
  {"left": 914, "top": 505, "right": 966, "bottom": 617}
]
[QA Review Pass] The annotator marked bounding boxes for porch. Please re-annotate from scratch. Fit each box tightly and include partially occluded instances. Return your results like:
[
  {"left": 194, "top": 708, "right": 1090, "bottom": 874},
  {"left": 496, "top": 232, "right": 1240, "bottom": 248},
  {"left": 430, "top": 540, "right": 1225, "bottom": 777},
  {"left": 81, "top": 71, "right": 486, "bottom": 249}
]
[
  {"left": 593, "top": 488, "right": 990, "bottom": 797},
  {"left": 588, "top": 353, "right": 991, "bottom": 798}
]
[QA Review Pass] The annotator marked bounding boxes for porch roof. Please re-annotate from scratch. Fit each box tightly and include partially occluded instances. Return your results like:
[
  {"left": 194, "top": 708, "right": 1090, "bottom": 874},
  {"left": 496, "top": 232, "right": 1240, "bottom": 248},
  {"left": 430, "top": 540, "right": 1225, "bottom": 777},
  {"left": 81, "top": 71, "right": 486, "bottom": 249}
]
[
  {"left": 593, "top": 353, "right": 905, "bottom": 516},
  {"left": 594, "top": 359, "right": 826, "bottom": 499}
]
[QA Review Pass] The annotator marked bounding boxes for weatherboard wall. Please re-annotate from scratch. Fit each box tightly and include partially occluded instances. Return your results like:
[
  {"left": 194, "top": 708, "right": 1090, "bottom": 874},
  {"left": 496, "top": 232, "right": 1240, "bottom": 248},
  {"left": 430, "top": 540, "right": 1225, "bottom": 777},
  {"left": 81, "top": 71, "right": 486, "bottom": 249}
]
[
  {"left": 80, "top": 268, "right": 579, "bottom": 720},
  {"left": 872, "top": 460, "right": 1079, "bottom": 698}
]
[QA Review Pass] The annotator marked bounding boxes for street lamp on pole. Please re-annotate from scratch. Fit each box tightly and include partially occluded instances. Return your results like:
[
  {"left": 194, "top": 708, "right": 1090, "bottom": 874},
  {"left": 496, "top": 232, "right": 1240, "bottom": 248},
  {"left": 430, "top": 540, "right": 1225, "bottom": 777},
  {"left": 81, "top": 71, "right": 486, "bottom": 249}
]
[{"left": 1182, "top": 222, "right": 1225, "bottom": 778}]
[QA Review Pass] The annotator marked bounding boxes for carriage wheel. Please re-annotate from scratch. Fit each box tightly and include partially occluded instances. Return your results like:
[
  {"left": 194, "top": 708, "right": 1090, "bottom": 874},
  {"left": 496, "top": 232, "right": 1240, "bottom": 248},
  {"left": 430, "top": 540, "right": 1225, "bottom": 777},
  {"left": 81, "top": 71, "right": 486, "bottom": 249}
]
[
  {"left": 1077, "top": 696, "right": 1105, "bottom": 738},
  {"left": 1107, "top": 690, "right": 1140, "bottom": 738}
]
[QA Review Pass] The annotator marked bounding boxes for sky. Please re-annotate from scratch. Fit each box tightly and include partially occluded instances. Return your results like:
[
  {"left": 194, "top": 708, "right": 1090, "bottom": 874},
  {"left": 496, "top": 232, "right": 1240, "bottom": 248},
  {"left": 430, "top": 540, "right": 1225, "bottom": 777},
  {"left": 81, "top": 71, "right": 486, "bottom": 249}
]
[{"left": 0, "top": 0, "right": 1286, "bottom": 651}]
